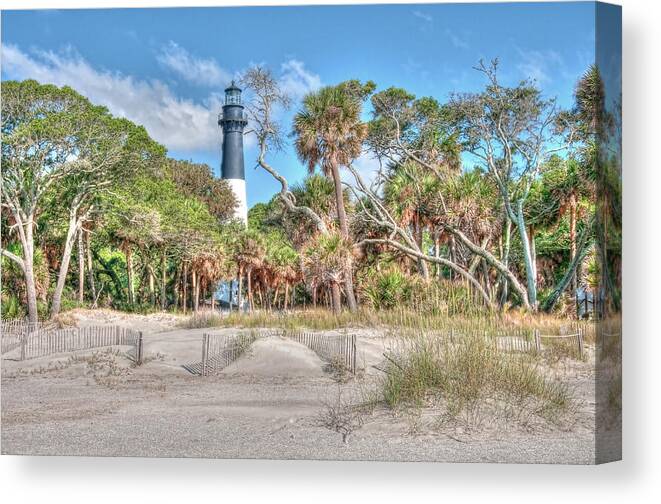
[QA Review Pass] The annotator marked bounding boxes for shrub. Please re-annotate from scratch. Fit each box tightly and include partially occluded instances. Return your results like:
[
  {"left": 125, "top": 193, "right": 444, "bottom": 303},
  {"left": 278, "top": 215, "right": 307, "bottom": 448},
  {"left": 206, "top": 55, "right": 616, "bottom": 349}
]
[
  {"left": 360, "top": 266, "right": 487, "bottom": 316},
  {"left": 361, "top": 267, "right": 411, "bottom": 310},
  {"left": 316, "top": 386, "right": 367, "bottom": 443}
]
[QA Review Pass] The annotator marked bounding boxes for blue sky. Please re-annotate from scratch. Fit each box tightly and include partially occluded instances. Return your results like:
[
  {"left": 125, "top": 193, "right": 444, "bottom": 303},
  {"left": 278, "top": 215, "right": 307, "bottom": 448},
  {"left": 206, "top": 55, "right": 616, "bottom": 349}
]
[{"left": 1, "top": 2, "right": 596, "bottom": 208}]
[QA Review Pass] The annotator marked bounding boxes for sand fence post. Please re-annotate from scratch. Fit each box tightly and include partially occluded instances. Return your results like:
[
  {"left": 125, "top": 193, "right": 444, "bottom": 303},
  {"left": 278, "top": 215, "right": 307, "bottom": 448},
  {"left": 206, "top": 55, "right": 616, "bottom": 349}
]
[
  {"left": 534, "top": 329, "right": 541, "bottom": 353},
  {"left": 136, "top": 331, "right": 144, "bottom": 365},
  {"left": 351, "top": 333, "right": 357, "bottom": 374},
  {"left": 20, "top": 328, "right": 27, "bottom": 361},
  {"left": 577, "top": 327, "right": 584, "bottom": 359},
  {"left": 201, "top": 333, "right": 209, "bottom": 376}
]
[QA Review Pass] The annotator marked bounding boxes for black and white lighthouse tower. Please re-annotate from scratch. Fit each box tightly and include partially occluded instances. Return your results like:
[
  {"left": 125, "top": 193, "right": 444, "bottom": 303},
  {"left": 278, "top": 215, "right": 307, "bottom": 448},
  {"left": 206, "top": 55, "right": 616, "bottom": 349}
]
[{"left": 218, "top": 81, "right": 248, "bottom": 223}]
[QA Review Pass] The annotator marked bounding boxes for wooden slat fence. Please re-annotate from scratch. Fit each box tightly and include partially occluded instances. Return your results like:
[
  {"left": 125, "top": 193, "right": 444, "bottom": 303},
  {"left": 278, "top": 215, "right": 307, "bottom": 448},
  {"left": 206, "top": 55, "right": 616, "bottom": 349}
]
[
  {"left": 1, "top": 320, "right": 45, "bottom": 354},
  {"left": 1, "top": 321, "right": 143, "bottom": 362},
  {"left": 191, "top": 329, "right": 358, "bottom": 376},
  {"left": 439, "top": 326, "right": 586, "bottom": 358},
  {"left": 193, "top": 331, "right": 261, "bottom": 376},
  {"left": 286, "top": 330, "right": 357, "bottom": 374}
]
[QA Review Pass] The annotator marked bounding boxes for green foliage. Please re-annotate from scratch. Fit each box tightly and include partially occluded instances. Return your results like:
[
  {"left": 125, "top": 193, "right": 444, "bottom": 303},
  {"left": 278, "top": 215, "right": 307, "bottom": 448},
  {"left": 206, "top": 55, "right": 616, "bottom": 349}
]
[
  {"left": 361, "top": 267, "right": 411, "bottom": 310},
  {"left": 293, "top": 83, "right": 367, "bottom": 175},
  {"left": 360, "top": 265, "right": 486, "bottom": 317},
  {"left": 166, "top": 159, "right": 237, "bottom": 222},
  {"left": 1, "top": 294, "right": 25, "bottom": 320},
  {"left": 302, "top": 232, "right": 353, "bottom": 287},
  {"left": 1, "top": 244, "right": 49, "bottom": 301},
  {"left": 1, "top": 64, "right": 608, "bottom": 319}
]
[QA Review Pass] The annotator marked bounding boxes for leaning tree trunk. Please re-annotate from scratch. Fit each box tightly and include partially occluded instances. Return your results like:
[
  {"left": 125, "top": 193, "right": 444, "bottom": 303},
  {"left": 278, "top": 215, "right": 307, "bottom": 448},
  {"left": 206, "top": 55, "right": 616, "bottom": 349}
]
[
  {"left": 499, "top": 218, "right": 512, "bottom": 308},
  {"left": 330, "top": 162, "right": 358, "bottom": 312},
  {"left": 514, "top": 202, "right": 537, "bottom": 309},
  {"left": 85, "top": 230, "right": 97, "bottom": 306},
  {"left": 51, "top": 209, "right": 81, "bottom": 318},
  {"left": 161, "top": 250, "right": 167, "bottom": 310},
  {"left": 569, "top": 193, "right": 578, "bottom": 294},
  {"left": 77, "top": 229, "right": 85, "bottom": 303},
  {"left": 543, "top": 231, "right": 592, "bottom": 313},
  {"left": 126, "top": 246, "right": 135, "bottom": 306}
]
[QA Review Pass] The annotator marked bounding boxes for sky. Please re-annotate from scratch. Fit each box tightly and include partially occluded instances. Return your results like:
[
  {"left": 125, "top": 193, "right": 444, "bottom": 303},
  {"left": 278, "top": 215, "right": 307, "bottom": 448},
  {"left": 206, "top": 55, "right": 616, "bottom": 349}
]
[{"left": 1, "top": 2, "right": 597, "bottom": 208}]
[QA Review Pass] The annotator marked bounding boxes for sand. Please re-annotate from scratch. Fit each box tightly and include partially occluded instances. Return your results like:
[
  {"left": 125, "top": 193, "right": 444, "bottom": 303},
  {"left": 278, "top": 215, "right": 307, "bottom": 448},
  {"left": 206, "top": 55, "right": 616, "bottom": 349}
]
[
  {"left": 221, "top": 336, "right": 327, "bottom": 377},
  {"left": 1, "top": 309, "right": 600, "bottom": 463}
]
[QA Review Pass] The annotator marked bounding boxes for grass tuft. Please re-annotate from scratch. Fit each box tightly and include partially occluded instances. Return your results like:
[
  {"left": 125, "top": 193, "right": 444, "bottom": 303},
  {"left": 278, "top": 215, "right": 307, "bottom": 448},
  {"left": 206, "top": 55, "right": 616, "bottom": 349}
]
[{"left": 381, "top": 332, "right": 575, "bottom": 429}]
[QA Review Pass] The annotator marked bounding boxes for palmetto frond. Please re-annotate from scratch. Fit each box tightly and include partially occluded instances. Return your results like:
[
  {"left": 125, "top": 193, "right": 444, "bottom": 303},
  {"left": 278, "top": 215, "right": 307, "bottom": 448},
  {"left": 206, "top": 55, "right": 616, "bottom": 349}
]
[{"left": 293, "top": 85, "right": 367, "bottom": 176}]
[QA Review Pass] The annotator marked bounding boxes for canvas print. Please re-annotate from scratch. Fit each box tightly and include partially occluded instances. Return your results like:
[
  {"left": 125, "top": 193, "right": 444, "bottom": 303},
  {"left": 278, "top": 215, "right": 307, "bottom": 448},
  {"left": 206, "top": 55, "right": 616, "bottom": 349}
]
[{"left": 0, "top": 2, "right": 621, "bottom": 464}]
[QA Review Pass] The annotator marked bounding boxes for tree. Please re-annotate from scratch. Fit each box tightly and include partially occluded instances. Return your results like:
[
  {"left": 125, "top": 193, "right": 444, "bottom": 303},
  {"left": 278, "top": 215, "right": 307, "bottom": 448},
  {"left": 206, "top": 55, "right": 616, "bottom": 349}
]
[
  {"left": 368, "top": 88, "right": 461, "bottom": 185},
  {"left": 302, "top": 232, "right": 353, "bottom": 315},
  {"left": 233, "top": 228, "right": 266, "bottom": 312},
  {"left": 167, "top": 159, "right": 237, "bottom": 223},
  {"left": 240, "top": 67, "right": 329, "bottom": 236},
  {"left": 382, "top": 161, "right": 443, "bottom": 279},
  {"left": 346, "top": 163, "right": 497, "bottom": 310},
  {"left": 447, "top": 60, "right": 577, "bottom": 309},
  {"left": 49, "top": 113, "right": 165, "bottom": 317},
  {"left": 241, "top": 67, "right": 337, "bottom": 312},
  {"left": 292, "top": 83, "right": 372, "bottom": 311},
  {"left": 2, "top": 81, "right": 92, "bottom": 321}
]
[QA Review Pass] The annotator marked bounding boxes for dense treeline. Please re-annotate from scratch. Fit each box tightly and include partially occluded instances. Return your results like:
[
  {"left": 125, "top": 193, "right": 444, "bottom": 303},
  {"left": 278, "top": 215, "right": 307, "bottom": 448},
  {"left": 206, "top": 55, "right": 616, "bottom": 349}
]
[
  {"left": 1, "top": 60, "right": 621, "bottom": 322},
  {"left": 1, "top": 80, "right": 240, "bottom": 321}
]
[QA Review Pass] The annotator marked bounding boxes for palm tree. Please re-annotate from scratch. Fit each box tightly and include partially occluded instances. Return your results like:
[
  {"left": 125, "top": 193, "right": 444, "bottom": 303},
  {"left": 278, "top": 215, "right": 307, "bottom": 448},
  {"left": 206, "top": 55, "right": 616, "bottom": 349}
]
[
  {"left": 190, "top": 242, "right": 227, "bottom": 312},
  {"left": 383, "top": 161, "right": 442, "bottom": 279},
  {"left": 293, "top": 84, "right": 368, "bottom": 311},
  {"left": 302, "top": 232, "right": 353, "bottom": 315},
  {"left": 234, "top": 229, "right": 266, "bottom": 312}
]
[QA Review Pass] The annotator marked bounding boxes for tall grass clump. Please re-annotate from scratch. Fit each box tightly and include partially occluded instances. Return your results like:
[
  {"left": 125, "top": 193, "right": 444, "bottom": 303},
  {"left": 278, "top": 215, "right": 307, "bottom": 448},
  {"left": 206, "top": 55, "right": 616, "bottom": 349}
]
[
  {"left": 178, "top": 311, "right": 225, "bottom": 329},
  {"left": 381, "top": 333, "right": 574, "bottom": 429}
]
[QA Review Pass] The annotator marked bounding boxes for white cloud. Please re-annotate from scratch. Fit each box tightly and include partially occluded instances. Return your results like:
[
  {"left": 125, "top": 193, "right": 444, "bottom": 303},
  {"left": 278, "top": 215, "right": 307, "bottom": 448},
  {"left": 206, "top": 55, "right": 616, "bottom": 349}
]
[
  {"left": 516, "top": 48, "right": 564, "bottom": 85},
  {"left": 279, "top": 59, "right": 322, "bottom": 99},
  {"left": 2, "top": 44, "right": 225, "bottom": 152},
  {"left": 445, "top": 29, "right": 469, "bottom": 50},
  {"left": 157, "top": 41, "right": 232, "bottom": 87},
  {"left": 412, "top": 10, "right": 433, "bottom": 23}
]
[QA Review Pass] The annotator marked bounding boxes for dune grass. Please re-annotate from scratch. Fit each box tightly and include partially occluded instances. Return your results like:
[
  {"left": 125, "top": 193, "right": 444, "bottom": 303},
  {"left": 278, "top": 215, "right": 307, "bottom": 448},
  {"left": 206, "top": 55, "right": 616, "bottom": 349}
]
[
  {"left": 178, "top": 307, "right": 593, "bottom": 343},
  {"left": 380, "top": 332, "right": 575, "bottom": 429}
]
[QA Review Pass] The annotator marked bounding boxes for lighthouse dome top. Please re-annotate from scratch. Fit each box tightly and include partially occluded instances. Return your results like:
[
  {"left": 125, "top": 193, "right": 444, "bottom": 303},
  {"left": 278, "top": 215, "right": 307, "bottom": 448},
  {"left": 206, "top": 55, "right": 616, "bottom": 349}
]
[{"left": 224, "top": 81, "right": 242, "bottom": 105}]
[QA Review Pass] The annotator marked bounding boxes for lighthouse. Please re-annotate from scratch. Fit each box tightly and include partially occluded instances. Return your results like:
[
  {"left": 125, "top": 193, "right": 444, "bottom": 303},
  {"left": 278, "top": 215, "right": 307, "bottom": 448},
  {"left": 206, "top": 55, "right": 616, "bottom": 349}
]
[{"left": 219, "top": 81, "right": 248, "bottom": 224}]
